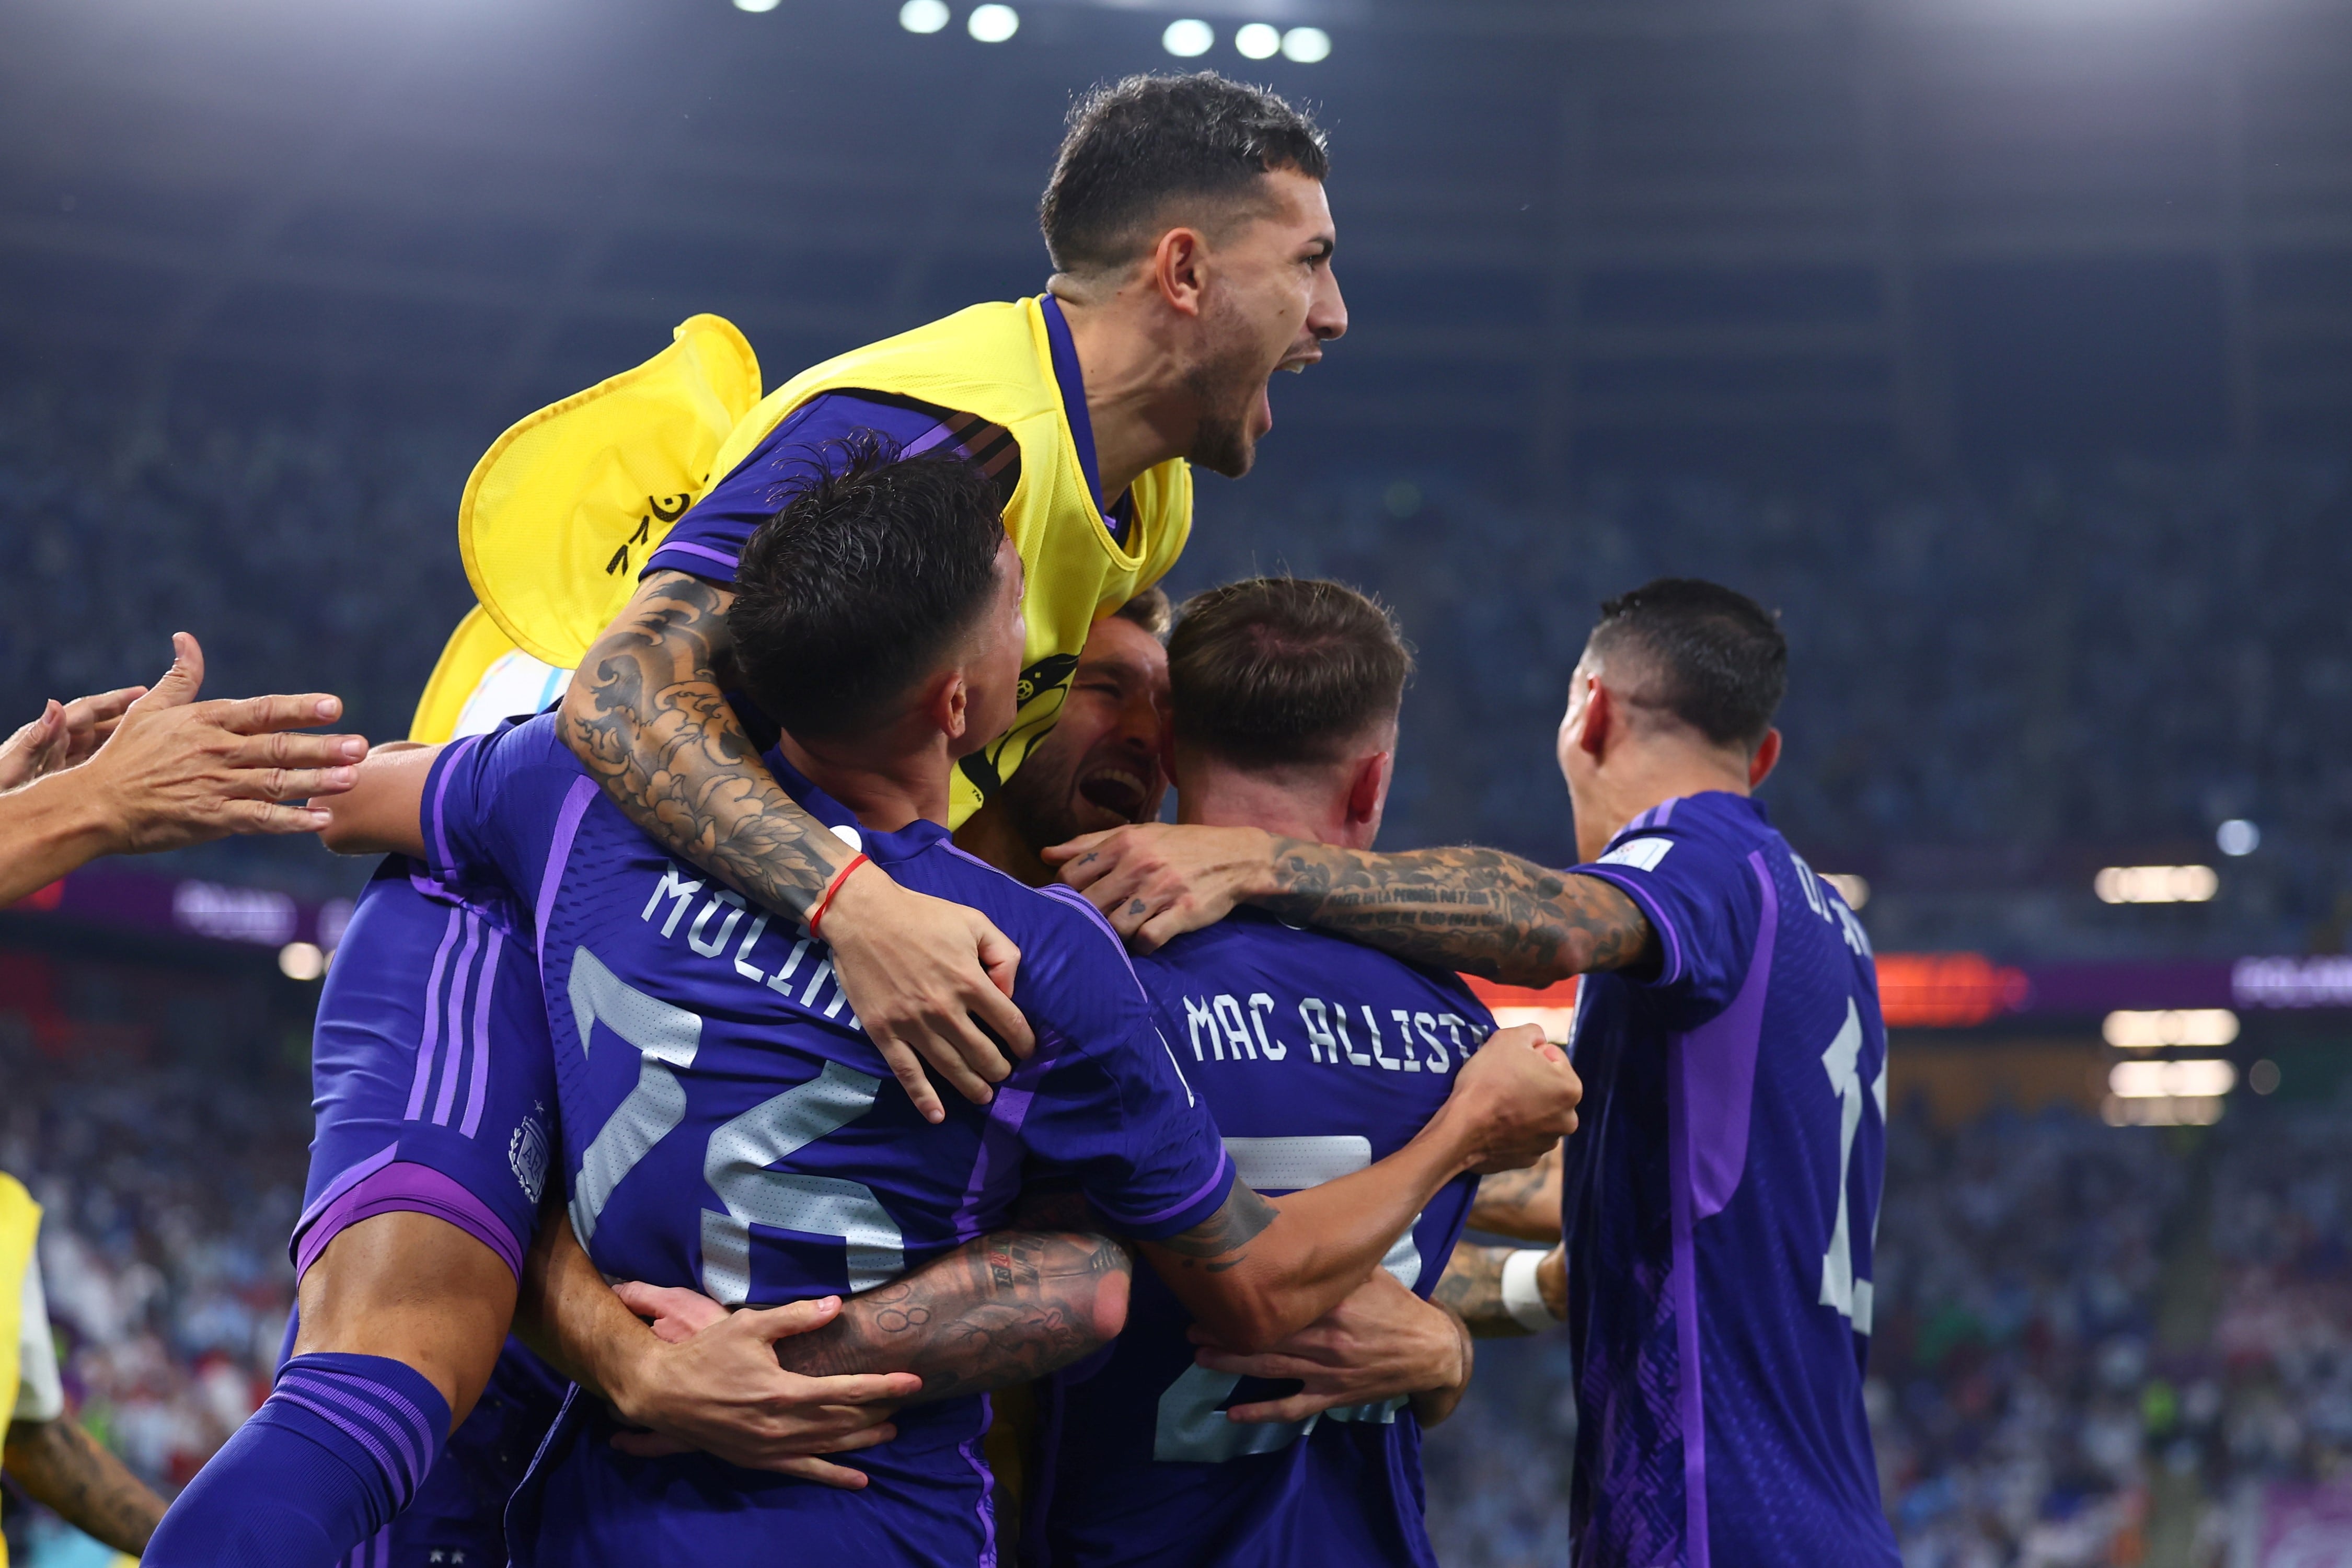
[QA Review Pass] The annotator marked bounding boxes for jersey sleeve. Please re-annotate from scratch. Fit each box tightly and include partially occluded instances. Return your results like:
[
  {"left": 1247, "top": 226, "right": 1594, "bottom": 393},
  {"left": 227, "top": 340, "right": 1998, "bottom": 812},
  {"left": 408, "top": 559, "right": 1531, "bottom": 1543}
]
[
  {"left": 1570, "top": 816, "right": 1762, "bottom": 1024},
  {"left": 417, "top": 714, "right": 582, "bottom": 910},
  {"left": 643, "top": 391, "right": 996, "bottom": 585},
  {"left": 1011, "top": 890, "right": 1235, "bottom": 1241}
]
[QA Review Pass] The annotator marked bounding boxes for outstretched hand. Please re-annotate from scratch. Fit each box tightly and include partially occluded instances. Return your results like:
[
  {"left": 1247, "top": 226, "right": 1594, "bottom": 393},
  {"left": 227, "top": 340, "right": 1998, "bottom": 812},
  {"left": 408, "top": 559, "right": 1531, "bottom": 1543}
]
[
  {"left": 820, "top": 866, "right": 1034, "bottom": 1124},
  {"left": 0, "top": 685, "right": 146, "bottom": 792},
  {"left": 1044, "top": 823, "right": 1276, "bottom": 952},
  {"left": 604, "top": 1282, "right": 920, "bottom": 1489}
]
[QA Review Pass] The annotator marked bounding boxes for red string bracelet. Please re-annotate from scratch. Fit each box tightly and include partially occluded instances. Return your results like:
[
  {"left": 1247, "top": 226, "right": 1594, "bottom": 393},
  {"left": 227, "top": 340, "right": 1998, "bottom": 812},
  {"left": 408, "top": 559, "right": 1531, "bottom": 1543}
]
[{"left": 806, "top": 853, "right": 870, "bottom": 939}]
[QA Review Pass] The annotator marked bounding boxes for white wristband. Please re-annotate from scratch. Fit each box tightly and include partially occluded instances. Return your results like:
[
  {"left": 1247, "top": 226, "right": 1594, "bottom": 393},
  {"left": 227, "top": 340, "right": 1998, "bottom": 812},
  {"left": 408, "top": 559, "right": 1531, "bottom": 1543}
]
[{"left": 1501, "top": 1248, "right": 1560, "bottom": 1332}]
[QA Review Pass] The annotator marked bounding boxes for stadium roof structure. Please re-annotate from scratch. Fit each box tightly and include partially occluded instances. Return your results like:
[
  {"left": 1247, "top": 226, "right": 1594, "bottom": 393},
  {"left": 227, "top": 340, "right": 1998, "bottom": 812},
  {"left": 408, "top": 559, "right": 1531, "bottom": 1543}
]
[{"left": 3, "top": 0, "right": 2350, "bottom": 474}]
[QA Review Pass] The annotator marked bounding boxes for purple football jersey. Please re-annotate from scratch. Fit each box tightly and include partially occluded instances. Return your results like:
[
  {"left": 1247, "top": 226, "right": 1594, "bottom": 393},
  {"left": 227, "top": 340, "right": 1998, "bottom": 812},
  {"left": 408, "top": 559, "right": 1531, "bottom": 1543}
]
[
  {"left": 1562, "top": 791, "right": 1899, "bottom": 1568},
  {"left": 1034, "top": 909, "right": 1495, "bottom": 1568},
  {"left": 417, "top": 715, "right": 1233, "bottom": 1566}
]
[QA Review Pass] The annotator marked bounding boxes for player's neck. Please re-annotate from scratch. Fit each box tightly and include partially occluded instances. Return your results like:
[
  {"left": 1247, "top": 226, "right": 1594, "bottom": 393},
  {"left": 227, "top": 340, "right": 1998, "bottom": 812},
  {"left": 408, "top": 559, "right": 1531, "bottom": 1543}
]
[
  {"left": 950, "top": 801, "right": 1053, "bottom": 889},
  {"left": 1057, "top": 292, "right": 1190, "bottom": 504},
  {"left": 1573, "top": 748, "right": 1751, "bottom": 864},
  {"left": 773, "top": 728, "right": 952, "bottom": 837},
  {"left": 1175, "top": 767, "right": 1355, "bottom": 849}
]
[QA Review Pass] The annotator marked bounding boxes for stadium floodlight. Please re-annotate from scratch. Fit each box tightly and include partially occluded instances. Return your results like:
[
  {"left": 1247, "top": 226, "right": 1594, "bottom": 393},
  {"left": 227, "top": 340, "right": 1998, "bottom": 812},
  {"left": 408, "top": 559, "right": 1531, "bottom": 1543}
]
[
  {"left": 1822, "top": 873, "right": 1870, "bottom": 910},
  {"left": 2109, "top": 1058, "right": 2235, "bottom": 1099},
  {"left": 900, "top": 0, "right": 950, "bottom": 32},
  {"left": 1281, "top": 26, "right": 1331, "bottom": 61},
  {"left": 733, "top": 0, "right": 782, "bottom": 13},
  {"left": 2217, "top": 818, "right": 2260, "bottom": 857},
  {"left": 1162, "top": 19, "right": 1215, "bottom": 56},
  {"left": 2093, "top": 864, "right": 2218, "bottom": 904},
  {"left": 2102, "top": 1093, "right": 2224, "bottom": 1128},
  {"left": 1235, "top": 21, "right": 1282, "bottom": 59},
  {"left": 2102, "top": 1009, "right": 2240, "bottom": 1048},
  {"left": 279, "top": 941, "right": 327, "bottom": 982},
  {"left": 968, "top": 3, "right": 1019, "bottom": 42}
]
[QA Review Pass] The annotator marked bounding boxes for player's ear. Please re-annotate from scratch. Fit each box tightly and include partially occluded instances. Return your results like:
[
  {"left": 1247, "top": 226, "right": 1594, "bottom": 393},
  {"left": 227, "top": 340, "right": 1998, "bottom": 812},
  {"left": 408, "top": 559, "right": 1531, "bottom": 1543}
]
[
  {"left": 1576, "top": 678, "right": 1612, "bottom": 762},
  {"left": 1747, "top": 728, "right": 1782, "bottom": 789},
  {"left": 925, "top": 670, "right": 972, "bottom": 745},
  {"left": 1345, "top": 751, "right": 1390, "bottom": 827},
  {"left": 1151, "top": 225, "right": 1209, "bottom": 319}
]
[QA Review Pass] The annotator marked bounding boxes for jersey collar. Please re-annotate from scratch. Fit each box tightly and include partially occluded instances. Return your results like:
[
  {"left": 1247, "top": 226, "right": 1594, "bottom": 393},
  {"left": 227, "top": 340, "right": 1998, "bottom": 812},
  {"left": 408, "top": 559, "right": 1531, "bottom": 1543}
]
[
  {"left": 761, "top": 745, "right": 951, "bottom": 866},
  {"left": 1040, "top": 294, "right": 1135, "bottom": 543}
]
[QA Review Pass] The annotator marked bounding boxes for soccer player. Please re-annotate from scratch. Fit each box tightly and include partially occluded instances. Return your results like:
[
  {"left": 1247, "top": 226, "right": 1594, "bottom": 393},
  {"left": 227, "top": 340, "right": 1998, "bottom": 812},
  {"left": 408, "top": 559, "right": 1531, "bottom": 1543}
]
[
  {"left": 558, "top": 74, "right": 1347, "bottom": 1123},
  {"left": 1033, "top": 577, "right": 1495, "bottom": 1568},
  {"left": 338, "top": 446, "right": 1577, "bottom": 1564},
  {"left": 954, "top": 589, "right": 1174, "bottom": 886},
  {"left": 1054, "top": 579, "right": 1901, "bottom": 1568}
]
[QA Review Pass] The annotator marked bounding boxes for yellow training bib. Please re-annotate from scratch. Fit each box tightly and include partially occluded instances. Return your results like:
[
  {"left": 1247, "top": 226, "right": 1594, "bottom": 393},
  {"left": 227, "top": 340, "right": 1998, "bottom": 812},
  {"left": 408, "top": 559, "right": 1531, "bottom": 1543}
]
[{"left": 0, "top": 1172, "right": 43, "bottom": 1566}]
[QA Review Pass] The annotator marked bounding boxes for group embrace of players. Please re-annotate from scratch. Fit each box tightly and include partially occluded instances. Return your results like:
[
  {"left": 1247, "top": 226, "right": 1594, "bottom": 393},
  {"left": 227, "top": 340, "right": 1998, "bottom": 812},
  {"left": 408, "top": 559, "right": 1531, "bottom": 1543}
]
[{"left": 142, "top": 72, "right": 1900, "bottom": 1568}]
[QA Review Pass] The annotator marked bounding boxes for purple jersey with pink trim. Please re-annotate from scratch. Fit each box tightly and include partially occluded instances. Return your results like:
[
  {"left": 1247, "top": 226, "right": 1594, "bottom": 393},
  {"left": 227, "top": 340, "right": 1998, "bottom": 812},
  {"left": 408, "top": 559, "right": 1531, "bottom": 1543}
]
[
  {"left": 1034, "top": 908, "right": 1493, "bottom": 1568},
  {"left": 1560, "top": 791, "right": 1898, "bottom": 1568},
  {"left": 417, "top": 714, "right": 1233, "bottom": 1566},
  {"left": 295, "top": 859, "right": 556, "bottom": 1286}
]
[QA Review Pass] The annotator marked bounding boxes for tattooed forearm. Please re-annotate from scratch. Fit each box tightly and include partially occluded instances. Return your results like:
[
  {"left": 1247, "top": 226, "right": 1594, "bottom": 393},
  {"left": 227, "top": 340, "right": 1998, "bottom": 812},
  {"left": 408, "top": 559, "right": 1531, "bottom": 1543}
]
[
  {"left": 3, "top": 1417, "right": 166, "bottom": 1551},
  {"left": 1431, "top": 1246, "right": 1537, "bottom": 1340},
  {"left": 1466, "top": 1143, "right": 1562, "bottom": 1242},
  {"left": 1254, "top": 840, "right": 1652, "bottom": 987},
  {"left": 560, "top": 570, "right": 850, "bottom": 918},
  {"left": 1148, "top": 1185, "right": 1278, "bottom": 1273},
  {"left": 773, "top": 1230, "right": 1132, "bottom": 1405}
]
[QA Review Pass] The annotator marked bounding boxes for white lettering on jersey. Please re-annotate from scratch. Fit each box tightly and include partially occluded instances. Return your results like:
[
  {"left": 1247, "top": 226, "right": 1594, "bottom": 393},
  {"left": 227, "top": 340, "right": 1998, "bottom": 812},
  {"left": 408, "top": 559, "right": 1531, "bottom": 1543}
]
[
  {"left": 640, "top": 865, "right": 704, "bottom": 936},
  {"left": 1297, "top": 998, "right": 1338, "bottom": 1064},
  {"left": 1597, "top": 836, "right": 1674, "bottom": 872},
  {"left": 686, "top": 890, "right": 746, "bottom": 958},
  {"left": 1818, "top": 998, "right": 1868, "bottom": 1328},
  {"left": 1247, "top": 994, "right": 1285, "bottom": 1060},
  {"left": 1213, "top": 995, "right": 1259, "bottom": 1060},
  {"left": 1184, "top": 996, "right": 1220, "bottom": 1061}
]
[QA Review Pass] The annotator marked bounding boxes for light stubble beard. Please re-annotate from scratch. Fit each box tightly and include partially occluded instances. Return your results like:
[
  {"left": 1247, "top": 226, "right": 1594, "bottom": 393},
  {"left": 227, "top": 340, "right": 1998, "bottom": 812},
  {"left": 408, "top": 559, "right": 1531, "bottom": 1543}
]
[{"left": 1181, "top": 302, "right": 1273, "bottom": 479}]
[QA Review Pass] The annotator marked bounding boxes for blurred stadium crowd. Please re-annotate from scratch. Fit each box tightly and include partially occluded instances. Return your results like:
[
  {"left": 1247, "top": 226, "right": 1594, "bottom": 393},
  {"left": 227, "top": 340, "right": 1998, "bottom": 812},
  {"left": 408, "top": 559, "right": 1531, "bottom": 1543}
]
[{"left": 6, "top": 377, "right": 2352, "bottom": 941}]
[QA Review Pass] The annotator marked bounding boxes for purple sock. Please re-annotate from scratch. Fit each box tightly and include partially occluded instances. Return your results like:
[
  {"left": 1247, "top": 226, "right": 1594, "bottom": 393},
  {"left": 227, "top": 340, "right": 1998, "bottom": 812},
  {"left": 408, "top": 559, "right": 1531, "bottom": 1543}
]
[{"left": 145, "top": 1353, "right": 448, "bottom": 1567}]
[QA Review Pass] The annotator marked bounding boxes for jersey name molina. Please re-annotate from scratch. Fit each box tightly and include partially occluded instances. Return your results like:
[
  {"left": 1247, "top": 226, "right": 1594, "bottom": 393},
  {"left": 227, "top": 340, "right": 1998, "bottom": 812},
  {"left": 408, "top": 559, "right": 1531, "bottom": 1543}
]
[
  {"left": 1561, "top": 791, "right": 1900, "bottom": 1568},
  {"left": 418, "top": 715, "right": 1234, "bottom": 1566},
  {"left": 1036, "top": 908, "right": 1494, "bottom": 1568}
]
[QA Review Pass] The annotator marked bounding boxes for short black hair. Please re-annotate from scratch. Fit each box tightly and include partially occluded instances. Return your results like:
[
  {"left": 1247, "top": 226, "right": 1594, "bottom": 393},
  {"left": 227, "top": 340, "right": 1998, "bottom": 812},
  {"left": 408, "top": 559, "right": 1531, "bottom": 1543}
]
[
  {"left": 728, "top": 435, "right": 1008, "bottom": 740},
  {"left": 1586, "top": 578, "right": 1787, "bottom": 750},
  {"left": 1042, "top": 73, "right": 1330, "bottom": 277},
  {"left": 1169, "top": 577, "right": 1411, "bottom": 768}
]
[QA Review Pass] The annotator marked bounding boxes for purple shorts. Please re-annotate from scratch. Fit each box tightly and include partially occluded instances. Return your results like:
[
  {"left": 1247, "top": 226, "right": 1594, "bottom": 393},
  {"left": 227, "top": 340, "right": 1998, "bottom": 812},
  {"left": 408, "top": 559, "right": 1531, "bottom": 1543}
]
[{"left": 293, "top": 861, "right": 556, "bottom": 1282}]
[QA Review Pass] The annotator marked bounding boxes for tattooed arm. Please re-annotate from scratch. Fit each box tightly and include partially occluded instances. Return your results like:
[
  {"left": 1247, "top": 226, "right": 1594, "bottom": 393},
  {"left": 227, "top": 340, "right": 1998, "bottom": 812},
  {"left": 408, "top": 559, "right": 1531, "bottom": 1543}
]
[
  {"left": 561, "top": 570, "right": 1034, "bottom": 1121},
  {"left": 1047, "top": 824, "right": 1651, "bottom": 985},
  {"left": 3, "top": 1416, "right": 166, "bottom": 1552},
  {"left": 1143, "top": 1022, "right": 1582, "bottom": 1353},
  {"left": 1432, "top": 1243, "right": 1567, "bottom": 1339},
  {"left": 1465, "top": 1142, "right": 1562, "bottom": 1242}
]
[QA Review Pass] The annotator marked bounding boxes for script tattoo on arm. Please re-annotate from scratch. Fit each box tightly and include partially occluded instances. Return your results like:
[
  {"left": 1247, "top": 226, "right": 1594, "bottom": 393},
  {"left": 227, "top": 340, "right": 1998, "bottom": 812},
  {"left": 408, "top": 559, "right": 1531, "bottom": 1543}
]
[
  {"left": 1431, "top": 1246, "right": 1537, "bottom": 1340},
  {"left": 773, "top": 1230, "right": 1132, "bottom": 1405},
  {"left": 1149, "top": 1184, "right": 1278, "bottom": 1275},
  {"left": 3, "top": 1417, "right": 165, "bottom": 1552},
  {"left": 561, "top": 570, "right": 847, "bottom": 918},
  {"left": 1253, "top": 841, "right": 1653, "bottom": 987}
]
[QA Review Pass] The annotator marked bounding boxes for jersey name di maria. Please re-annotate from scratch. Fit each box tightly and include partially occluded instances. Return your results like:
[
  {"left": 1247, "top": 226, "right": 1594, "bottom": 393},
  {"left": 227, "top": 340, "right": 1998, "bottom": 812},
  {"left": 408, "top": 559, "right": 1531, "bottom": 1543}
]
[
  {"left": 1035, "top": 908, "right": 1494, "bottom": 1568},
  {"left": 416, "top": 715, "right": 1234, "bottom": 1566},
  {"left": 1561, "top": 791, "right": 1899, "bottom": 1568}
]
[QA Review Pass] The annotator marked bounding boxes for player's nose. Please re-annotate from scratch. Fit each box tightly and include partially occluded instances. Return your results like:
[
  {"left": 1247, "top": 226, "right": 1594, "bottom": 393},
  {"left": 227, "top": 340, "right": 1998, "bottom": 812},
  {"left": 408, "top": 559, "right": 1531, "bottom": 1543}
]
[{"left": 1312, "top": 268, "right": 1348, "bottom": 342}]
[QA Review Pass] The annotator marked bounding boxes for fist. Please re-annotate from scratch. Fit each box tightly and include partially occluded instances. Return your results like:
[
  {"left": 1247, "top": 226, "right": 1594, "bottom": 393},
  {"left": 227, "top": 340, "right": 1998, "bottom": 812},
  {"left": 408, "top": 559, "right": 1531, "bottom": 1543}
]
[{"left": 1451, "top": 1023, "right": 1581, "bottom": 1174}]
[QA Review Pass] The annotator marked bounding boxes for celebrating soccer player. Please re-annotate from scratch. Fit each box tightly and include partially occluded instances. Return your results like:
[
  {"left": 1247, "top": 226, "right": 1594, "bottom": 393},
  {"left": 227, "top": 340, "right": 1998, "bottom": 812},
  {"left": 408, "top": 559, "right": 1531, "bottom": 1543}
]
[
  {"left": 558, "top": 73, "right": 1346, "bottom": 1125},
  {"left": 1054, "top": 580, "right": 1902, "bottom": 1567}
]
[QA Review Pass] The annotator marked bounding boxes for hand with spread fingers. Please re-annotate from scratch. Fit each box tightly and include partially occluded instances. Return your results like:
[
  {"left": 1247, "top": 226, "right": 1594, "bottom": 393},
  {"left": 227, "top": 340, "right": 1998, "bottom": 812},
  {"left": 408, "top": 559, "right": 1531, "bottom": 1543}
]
[
  {"left": 1045, "top": 823, "right": 1273, "bottom": 952},
  {"left": 0, "top": 632, "right": 367, "bottom": 904},
  {"left": 0, "top": 683, "right": 147, "bottom": 792}
]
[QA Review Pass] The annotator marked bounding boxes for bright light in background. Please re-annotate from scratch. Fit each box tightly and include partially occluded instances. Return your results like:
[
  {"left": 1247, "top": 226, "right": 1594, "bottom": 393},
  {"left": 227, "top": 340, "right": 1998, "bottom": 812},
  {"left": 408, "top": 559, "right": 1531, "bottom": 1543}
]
[
  {"left": 2103, "top": 1094, "right": 2223, "bottom": 1128},
  {"left": 733, "top": 0, "right": 781, "bottom": 13},
  {"left": 2103, "top": 1008, "right": 2240, "bottom": 1048},
  {"left": 967, "top": 4, "right": 1018, "bottom": 42},
  {"left": 279, "top": 941, "right": 326, "bottom": 981},
  {"left": 2250, "top": 1058, "right": 2281, "bottom": 1095},
  {"left": 1281, "top": 26, "right": 1330, "bottom": 62},
  {"left": 1823, "top": 873, "right": 1870, "bottom": 910},
  {"left": 1162, "top": 19, "right": 1214, "bottom": 57},
  {"left": 1235, "top": 21, "right": 1281, "bottom": 59},
  {"left": 2109, "top": 1058, "right": 2235, "bottom": 1099},
  {"left": 2217, "top": 818, "right": 2261, "bottom": 857},
  {"left": 2094, "top": 864, "right": 2217, "bottom": 904},
  {"left": 899, "top": 0, "right": 950, "bottom": 32}
]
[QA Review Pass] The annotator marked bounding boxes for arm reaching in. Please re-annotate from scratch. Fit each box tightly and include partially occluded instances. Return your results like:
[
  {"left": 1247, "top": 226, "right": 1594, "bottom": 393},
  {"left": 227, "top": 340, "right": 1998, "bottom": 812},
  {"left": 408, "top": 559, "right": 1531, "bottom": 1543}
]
[
  {"left": 561, "top": 570, "right": 1032, "bottom": 1122},
  {"left": 1141, "top": 1023, "right": 1580, "bottom": 1354},
  {"left": 1046, "top": 824, "right": 1651, "bottom": 986},
  {"left": 1189, "top": 1268, "right": 1475, "bottom": 1428},
  {"left": 0, "top": 684, "right": 145, "bottom": 791},
  {"left": 1433, "top": 1242, "right": 1568, "bottom": 1339},
  {"left": 1465, "top": 1141, "right": 1562, "bottom": 1243},
  {"left": 0, "top": 633, "right": 366, "bottom": 904},
  {"left": 4, "top": 1415, "right": 166, "bottom": 1553}
]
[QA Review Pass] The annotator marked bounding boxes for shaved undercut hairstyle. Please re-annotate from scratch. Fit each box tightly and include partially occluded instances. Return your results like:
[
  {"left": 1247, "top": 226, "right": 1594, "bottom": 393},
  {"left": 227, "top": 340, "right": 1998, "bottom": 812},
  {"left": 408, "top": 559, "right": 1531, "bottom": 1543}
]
[
  {"left": 1042, "top": 73, "right": 1330, "bottom": 278},
  {"left": 729, "top": 433, "right": 1008, "bottom": 740},
  {"left": 1587, "top": 578, "right": 1788, "bottom": 750},
  {"left": 1169, "top": 577, "right": 1411, "bottom": 768},
  {"left": 1113, "top": 585, "right": 1172, "bottom": 641}
]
